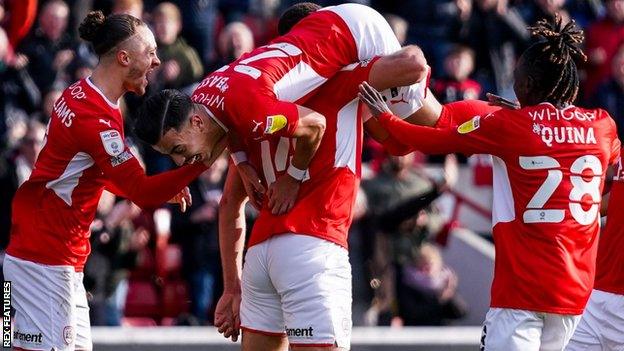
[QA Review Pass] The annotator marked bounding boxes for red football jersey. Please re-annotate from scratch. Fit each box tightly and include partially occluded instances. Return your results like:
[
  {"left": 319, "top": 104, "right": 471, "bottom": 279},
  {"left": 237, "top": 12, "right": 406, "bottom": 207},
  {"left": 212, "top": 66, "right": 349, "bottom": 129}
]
[
  {"left": 245, "top": 60, "right": 378, "bottom": 249},
  {"left": 191, "top": 9, "right": 358, "bottom": 145},
  {"left": 7, "top": 78, "right": 205, "bottom": 270},
  {"left": 594, "top": 150, "right": 624, "bottom": 295},
  {"left": 378, "top": 103, "right": 620, "bottom": 314}
]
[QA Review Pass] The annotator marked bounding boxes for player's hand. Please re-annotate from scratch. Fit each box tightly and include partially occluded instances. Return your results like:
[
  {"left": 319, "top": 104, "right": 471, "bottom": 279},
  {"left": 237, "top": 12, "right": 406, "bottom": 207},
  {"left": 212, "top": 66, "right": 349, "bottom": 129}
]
[
  {"left": 214, "top": 289, "right": 242, "bottom": 342},
  {"left": 168, "top": 186, "right": 192, "bottom": 212},
  {"left": 236, "top": 162, "right": 265, "bottom": 210},
  {"left": 486, "top": 93, "right": 520, "bottom": 110},
  {"left": 358, "top": 81, "right": 391, "bottom": 118},
  {"left": 267, "top": 174, "right": 300, "bottom": 215}
]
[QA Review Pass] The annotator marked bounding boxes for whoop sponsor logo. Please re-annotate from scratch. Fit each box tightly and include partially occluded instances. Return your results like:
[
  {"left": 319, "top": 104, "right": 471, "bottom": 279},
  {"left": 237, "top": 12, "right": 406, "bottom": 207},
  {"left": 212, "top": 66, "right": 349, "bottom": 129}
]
[
  {"left": 285, "top": 326, "right": 314, "bottom": 338},
  {"left": 3, "top": 281, "right": 10, "bottom": 348}
]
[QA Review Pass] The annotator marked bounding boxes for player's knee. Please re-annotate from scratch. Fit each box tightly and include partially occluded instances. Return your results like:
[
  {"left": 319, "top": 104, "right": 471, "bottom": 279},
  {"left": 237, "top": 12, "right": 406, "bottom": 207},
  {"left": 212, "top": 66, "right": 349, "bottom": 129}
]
[{"left": 396, "top": 45, "right": 427, "bottom": 82}]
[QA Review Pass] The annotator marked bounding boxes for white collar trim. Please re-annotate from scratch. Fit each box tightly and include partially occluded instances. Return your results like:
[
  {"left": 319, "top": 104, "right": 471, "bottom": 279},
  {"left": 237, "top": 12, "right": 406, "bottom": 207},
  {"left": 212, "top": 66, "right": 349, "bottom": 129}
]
[{"left": 86, "top": 77, "right": 120, "bottom": 109}]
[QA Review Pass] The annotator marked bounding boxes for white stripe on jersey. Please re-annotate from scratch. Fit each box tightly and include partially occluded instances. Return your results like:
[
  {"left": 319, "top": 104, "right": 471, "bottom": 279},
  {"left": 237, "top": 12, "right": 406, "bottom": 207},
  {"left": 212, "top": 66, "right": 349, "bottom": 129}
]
[
  {"left": 335, "top": 99, "right": 359, "bottom": 174},
  {"left": 45, "top": 152, "right": 95, "bottom": 206},
  {"left": 273, "top": 61, "right": 327, "bottom": 102},
  {"left": 492, "top": 156, "right": 516, "bottom": 225}
]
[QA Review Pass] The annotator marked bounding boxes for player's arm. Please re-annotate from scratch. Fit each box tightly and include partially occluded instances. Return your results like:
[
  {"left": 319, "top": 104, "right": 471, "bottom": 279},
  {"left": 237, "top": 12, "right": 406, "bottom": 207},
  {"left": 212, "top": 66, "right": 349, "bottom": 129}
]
[
  {"left": 78, "top": 119, "right": 206, "bottom": 209},
  {"left": 267, "top": 105, "right": 326, "bottom": 215},
  {"left": 368, "top": 45, "right": 428, "bottom": 90},
  {"left": 359, "top": 82, "right": 504, "bottom": 156},
  {"left": 364, "top": 99, "right": 502, "bottom": 155},
  {"left": 215, "top": 165, "right": 248, "bottom": 342}
]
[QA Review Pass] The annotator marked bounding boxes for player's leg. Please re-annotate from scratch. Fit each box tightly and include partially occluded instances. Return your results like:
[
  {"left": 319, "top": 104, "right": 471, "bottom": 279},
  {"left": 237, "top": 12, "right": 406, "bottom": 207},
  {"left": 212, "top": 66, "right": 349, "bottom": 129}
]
[
  {"left": 3, "top": 255, "right": 78, "bottom": 351},
  {"left": 540, "top": 313, "right": 581, "bottom": 351},
  {"left": 566, "top": 289, "right": 621, "bottom": 351},
  {"left": 74, "top": 272, "right": 93, "bottom": 351},
  {"left": 240, "top": 242, "right": 289, "bottom": 351},
  {"left": 481, "top": 308, "right": 543, "bottom": 351},
  {"left": 268, "top": 234, "right": 352, "bottom": 351}
]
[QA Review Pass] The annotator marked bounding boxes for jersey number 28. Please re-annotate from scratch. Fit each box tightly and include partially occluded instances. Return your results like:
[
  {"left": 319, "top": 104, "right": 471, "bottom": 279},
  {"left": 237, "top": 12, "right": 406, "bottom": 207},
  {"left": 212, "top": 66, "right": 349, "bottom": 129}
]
[{"left": 520, "top": 155, "right": 602, "bottom": 225}]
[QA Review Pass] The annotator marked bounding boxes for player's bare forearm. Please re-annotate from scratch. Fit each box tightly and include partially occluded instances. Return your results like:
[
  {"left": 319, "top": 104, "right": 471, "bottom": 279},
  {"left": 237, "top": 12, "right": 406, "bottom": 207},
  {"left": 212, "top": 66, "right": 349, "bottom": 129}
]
[
  {"left": 290, "top": 106, "right": 326, "bottom": 170},
  {"left": 369, "top": 45, "right": 428, "bottom": 90},
  {"left": 219, "top": 168, "right": 248, "bottom": 291}
]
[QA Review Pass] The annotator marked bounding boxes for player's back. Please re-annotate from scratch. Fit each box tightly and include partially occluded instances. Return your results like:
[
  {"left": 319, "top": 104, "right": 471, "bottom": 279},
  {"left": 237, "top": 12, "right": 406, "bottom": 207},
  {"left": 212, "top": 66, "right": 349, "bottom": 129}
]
[
  {"left": 248, "top": 61, "right": 374, "bottom": 249},
  {"left": 8, "top": 78, "right": 123, "bottom": 268},
  {"left": 594, "top": 151, "right": 624, "bottom": 295},
  {"left": 486, "top": 103, "right": 619, "bottom": 314}
]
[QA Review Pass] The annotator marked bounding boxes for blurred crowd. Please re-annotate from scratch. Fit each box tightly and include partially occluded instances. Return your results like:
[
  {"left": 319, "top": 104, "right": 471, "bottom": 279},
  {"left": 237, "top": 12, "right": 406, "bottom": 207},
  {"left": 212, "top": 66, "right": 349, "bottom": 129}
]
[{"left": 0, "top": 0, "right": 622, "bottom": 328}]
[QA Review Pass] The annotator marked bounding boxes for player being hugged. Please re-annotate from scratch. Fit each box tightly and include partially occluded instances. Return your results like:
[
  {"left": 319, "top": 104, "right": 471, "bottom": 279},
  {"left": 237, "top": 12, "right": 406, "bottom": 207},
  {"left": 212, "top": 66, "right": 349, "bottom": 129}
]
[
  {"left": 359, "top": 16, "right": 620, "bottom": 351},
  {"left": 2, "top": 11, "right": 219, "bottom": 351}
]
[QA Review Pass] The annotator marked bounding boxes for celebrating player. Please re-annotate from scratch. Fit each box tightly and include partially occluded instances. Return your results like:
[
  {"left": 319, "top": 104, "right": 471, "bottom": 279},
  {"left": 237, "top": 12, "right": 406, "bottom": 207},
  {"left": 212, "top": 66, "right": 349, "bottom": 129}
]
[
  {"left": 2, "top": 12, "right": 218, "bottom": 351},
  {"left": 359, "top": 17, "right": 620, "bottom": 351},
  {"left": 134, "top": 2, "right": 430, "bottom": 215},
  {"left": 565, "top": 151, "right": 624, "bottom": 350}
]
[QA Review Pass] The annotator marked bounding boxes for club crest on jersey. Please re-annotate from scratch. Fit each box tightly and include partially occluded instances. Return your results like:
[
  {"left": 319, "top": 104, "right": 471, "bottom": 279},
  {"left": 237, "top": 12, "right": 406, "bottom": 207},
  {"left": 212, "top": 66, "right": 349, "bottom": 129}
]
[
  {"left": 458, "top": 116, "right": 480, "bottom": 134},
  {"left": 265, "top": 115, "right": 287, "bottom": 134},
  {"left": 100, "top": 129, "right": 123, "bottom": 156}
]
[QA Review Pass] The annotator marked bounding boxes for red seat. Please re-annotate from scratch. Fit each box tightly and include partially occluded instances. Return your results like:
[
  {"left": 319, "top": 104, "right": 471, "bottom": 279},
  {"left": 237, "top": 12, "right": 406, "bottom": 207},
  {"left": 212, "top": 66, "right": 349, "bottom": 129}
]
[
  {"left": 124, "top": 280, "right": 160, "bottom": 318},
  {"left": 161, "top": 279, "right": 190, "bottom": 317}
]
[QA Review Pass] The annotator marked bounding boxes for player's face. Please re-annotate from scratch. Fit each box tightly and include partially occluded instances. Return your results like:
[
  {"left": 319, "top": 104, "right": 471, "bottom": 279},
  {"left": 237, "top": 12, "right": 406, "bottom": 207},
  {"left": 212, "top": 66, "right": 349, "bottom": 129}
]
[
  {"left": 124, "top": 25, "right": 161, "bottom": 96},
  {"left": 155, "top": 113, "right": 213, "bottom": 166}
]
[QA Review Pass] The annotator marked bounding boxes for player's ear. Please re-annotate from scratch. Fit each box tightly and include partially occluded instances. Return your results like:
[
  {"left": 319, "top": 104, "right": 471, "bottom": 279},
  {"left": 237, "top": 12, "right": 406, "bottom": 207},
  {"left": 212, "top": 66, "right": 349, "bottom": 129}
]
[
  {"left": 189, "top": 113, "right": 204, "bottom": 129},
  {"left": 117, "top": 49, "right": 131, "bottom": 67}
]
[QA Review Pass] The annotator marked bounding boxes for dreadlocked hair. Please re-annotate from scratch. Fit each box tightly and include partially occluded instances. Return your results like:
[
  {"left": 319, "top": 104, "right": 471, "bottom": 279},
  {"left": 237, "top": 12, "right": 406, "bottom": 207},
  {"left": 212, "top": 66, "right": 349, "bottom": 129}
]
[{"left": 523, "top": 14, "right": 587, "bottom": 106}]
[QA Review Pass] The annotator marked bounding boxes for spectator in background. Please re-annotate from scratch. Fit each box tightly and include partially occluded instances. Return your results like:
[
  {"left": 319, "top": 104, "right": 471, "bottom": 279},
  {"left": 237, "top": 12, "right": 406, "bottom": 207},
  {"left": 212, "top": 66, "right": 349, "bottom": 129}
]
[
  {"left": 170, "top": 155, "right": 228, "bottom": 325},
  {"left": 363, "top": 154, "right": 456, "bottom": 326},
  {"left": 519, "top": 0, "right": 571, "bottom": 26},
  {"left": 174, "top": 0, "right": 219, "bottom": 69},
  {"left": 384, "top": 13, "right": 408, "bottom": 45},
  {"left": 31, "top": 87, "right": 63, "bottom": 125},
  {"left": 150, "top": 2, "right": 204, "bottom": 92},
  {"left": 244, "top": 0, "right": 281, "bottom": 46},
  {"left": 17, "top": 0, "right": 75, "bottom": 95},
  {"left": 112, "top": 0, "right": 144, "bottom": 18},
  {"left": 459, "top": 0, "right": 530, "bottom": 98},
  {"left": 396, "top": 243, "right": 466, "bottom": 326},
  {"left": 211, "top": 21, "right": 254, "bottom": 69},
  {"left": 590, "top": 43, "right": 624, "bottom": 139},
  {"left": 583, "top": 0, "right": 624, "bottom": 99},
  {"left": 0, "top": 118, "right": 46, "bottom": 254},
  {"left": 433, "top": 45, "right": 482, "bottom": 103}
]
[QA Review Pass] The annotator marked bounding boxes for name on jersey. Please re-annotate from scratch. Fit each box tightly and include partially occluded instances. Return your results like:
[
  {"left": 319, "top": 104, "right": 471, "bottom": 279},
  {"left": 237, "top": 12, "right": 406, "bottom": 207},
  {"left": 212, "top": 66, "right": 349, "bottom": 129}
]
[
  {"left": 196, "top": 75, "right": 230, "bottom": 93},
  {"left": 53, "top": 97, "right": 76, "bottom": 127},
  {"left": 533, "top": 123, "right": 597, "bottom": 147},
  {"left": 192, "top": 92, "right": 225, "bottom": 111},
  {"left": 529, "top": 108, "right": 596, "bottom": 122}
]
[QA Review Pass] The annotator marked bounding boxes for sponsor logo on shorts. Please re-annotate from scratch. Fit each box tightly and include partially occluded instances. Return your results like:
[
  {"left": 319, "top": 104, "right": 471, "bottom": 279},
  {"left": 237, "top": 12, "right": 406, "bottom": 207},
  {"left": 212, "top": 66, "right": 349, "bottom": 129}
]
[
  {"left": 285, "top": 326, "right": 314, "bottom": 338},
  {"left": 63, "top": 326, "right": 74, "bottom": 345},
  {"left": 13, "top": 330, "right": 43, "bottom": 344},
  {"left": 110, "top": 150, "right": 133, "bottom": 167}
]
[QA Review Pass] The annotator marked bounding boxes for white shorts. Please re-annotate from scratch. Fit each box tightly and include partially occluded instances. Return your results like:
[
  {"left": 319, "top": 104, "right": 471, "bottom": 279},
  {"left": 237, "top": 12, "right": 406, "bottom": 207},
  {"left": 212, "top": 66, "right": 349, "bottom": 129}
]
[
  {"left": 481, "top": 308, "right": 581, "bottom": 351},
  {"left": 566, "top": 289, "right": 624, "bottom": 351},
  {"left": 324, "top": 3, "right": 426, "bottom": 117},
  {"left": 241, "top": 234, "right": 352, "bottom": 349},
  {"left": 3, "top": 254, "right": 92, "bottom": 351}
]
